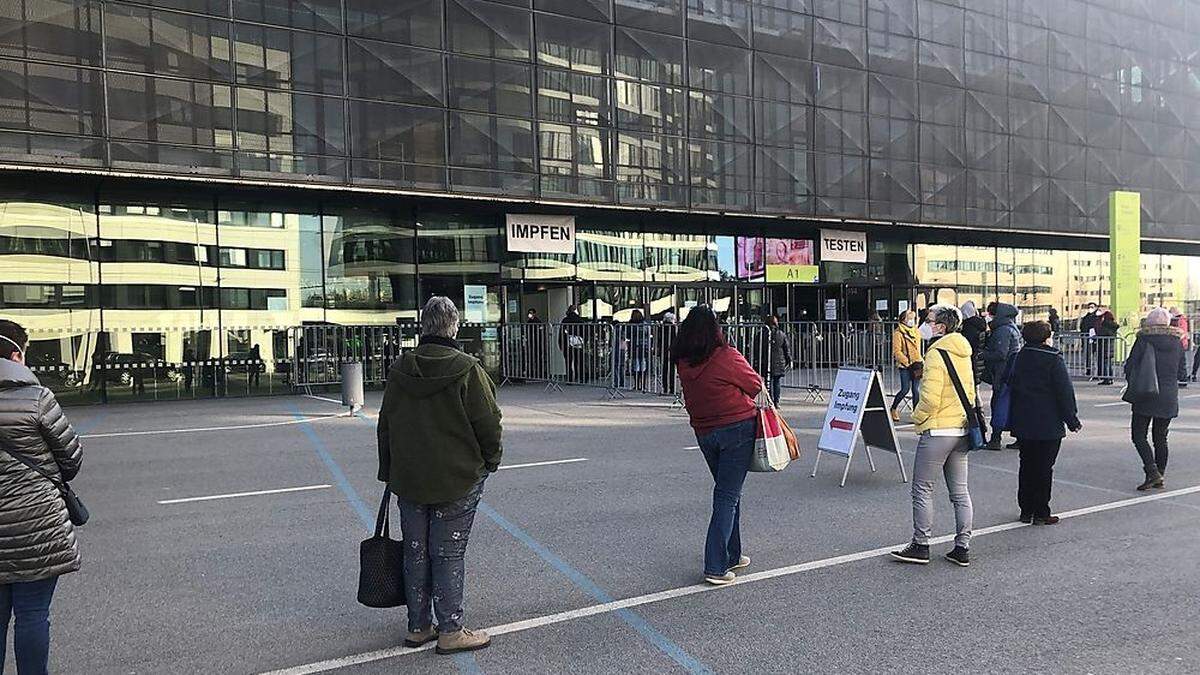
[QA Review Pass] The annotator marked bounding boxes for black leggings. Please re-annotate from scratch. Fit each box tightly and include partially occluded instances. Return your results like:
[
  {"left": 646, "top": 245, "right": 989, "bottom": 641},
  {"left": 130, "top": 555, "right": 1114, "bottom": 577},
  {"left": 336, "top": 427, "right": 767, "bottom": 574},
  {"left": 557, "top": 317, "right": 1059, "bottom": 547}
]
[{"left": 1132, "top": 413, "right": 1171, "bottom": 476}]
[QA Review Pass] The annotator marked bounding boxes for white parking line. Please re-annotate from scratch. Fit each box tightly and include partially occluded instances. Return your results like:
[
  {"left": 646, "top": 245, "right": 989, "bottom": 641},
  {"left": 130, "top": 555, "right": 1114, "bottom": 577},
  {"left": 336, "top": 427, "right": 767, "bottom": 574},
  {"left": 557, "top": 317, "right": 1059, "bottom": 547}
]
[
  {"left": 84, "top": 415, "right": 346, "bottom": 438},
  {"left": 257, "top": 482, "right": 1200, "bottom": 675},
  {"left": 303, "top": 394, "right": 344, "bottom": 405},
  {"left": 158, "top": 484, "right": 332, "bottom": 505},
  {"left": 500, "top": 458, "right": 588, "bottom": 471}
]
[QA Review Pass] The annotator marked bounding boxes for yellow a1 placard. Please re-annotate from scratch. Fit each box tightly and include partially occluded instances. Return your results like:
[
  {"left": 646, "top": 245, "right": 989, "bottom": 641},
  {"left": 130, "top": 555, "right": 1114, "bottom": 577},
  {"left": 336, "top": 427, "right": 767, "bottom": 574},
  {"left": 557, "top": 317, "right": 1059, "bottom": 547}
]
[{"left": 765, "top": 264, "right": 819, "bottom": 283}]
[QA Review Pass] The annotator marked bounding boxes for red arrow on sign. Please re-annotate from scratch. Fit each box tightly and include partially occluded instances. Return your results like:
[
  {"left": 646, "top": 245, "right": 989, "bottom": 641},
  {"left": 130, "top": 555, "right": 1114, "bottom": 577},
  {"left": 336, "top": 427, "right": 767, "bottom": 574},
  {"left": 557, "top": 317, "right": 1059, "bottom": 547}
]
[{"left": 829, "top": 419, "right": 854, "bottom": 431}]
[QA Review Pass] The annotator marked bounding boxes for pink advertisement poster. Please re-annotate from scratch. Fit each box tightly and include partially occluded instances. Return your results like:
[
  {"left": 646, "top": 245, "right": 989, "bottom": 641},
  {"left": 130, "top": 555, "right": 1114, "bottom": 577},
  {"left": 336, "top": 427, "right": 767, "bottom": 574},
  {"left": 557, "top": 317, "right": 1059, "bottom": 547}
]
[{"left": 736, "top": 238, "right": 815, "bottom": 279}]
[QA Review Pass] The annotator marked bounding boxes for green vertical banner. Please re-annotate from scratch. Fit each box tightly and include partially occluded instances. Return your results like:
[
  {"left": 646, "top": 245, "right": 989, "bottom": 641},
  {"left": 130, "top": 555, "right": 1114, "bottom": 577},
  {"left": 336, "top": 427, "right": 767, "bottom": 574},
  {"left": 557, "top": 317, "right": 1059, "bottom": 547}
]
[{"left": 1109, "top": 190, "right": 1141, "bottom": 333}]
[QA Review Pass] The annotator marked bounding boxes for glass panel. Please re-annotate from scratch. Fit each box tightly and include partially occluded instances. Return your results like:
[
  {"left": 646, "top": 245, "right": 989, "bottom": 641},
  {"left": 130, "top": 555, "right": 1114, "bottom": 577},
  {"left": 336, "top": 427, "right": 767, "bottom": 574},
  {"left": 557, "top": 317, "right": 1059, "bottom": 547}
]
[
  {"left": 645, "top": 233, "right": 709, "bottom": 282},
  {"left": 233, "top": 24, "right": 344, "bottom": 95},
  {"left": 686, "top": 0, "right": 751, "bottom": 48},
  {"left": 687, "top": 91, "right": 752, "bottom": 141},
  {"left": 97, "top": 192, "right": 221, "bottom": 401},
  {"left": 536, "top": 0, "right": 610, "bottom": 22},
  {"left": 576, "top": 229, "right": 645, "bottom": 282},
  {"left": 539, "top": 123, "right": 614, "bottom": 201},
  {"left": 448, "top": 112, "right": 536, "bottom": 195},
  {"left": 537, "top": 69, "right": 611, "bottom": 126},
  {"left": 0, "top": 191, "right": 102, "bottom": 404},
  {"left": 688, "top": 139, "right": 752, "bottom": 209},
  {"left": 615, "top": 0, "right": 682, "bottom": 36},
  {"left": 234, "top": 0, "right": 342, "bottom": 33},
  {"left": 447, "top": 56, "right": 532, "bottom": 117},
  {"left": 753, "top": 6, "right": 811, "bottom": 57},
  {"left": 615, "top": 131, "right": 687, "bottom": 205},
  {"left": 688, "top": 42, "right": 750, "bottom": 95},
  {"left": 613, "top": 80, "right": 685, "bottom": 134},
  {"left": 235, "top": 87, "right": 345, "bottom": 156},
  {"left": 106, "top": 73, "right": 233, "bottom": 148},
  {"left": 0, "top": 58, "right": 103, "bottom": 136},
  {"left": 104, "top": 4, "right": 231, "bottom": 81},
  {"left": 447, "top": 0, "right": 531, "bottom": 62},
  {"left": 615, "top": 27, "right": 684, "bottom": 85},
  {"left": 349, "top": 100, "right": 445, "bottom": 165},
  {"left": 345, "top": 0, "right": 442, "bottom": 49},
  {"left": 0, "top": 0, "right": 101, "bottom": 65},
  {"left": 347, "top": 39, "right": 444, "bottom": 106},
  {"left": 536, "top": 13, "right": 611, "bottom": 76},
  {"left": 322, "top": 206, "right": 418, "bottom": 323}
]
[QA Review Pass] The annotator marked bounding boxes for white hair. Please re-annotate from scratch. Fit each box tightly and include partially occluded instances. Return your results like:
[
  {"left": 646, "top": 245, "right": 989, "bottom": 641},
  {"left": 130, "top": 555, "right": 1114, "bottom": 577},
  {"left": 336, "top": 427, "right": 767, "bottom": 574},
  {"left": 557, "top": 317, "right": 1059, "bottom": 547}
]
[
  {"left": 421, "top": 296, "right": 460, "bottom": 338},
  {"left": 928, "top": 304, "right": 963, "bottom": 333}
]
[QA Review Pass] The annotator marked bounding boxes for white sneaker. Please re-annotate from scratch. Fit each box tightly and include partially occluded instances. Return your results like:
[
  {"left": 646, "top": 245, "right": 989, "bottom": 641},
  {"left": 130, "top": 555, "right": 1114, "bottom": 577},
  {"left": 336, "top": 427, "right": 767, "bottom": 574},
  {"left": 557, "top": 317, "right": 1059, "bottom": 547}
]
[
  {"left": 728, "top": 555, "right": 750, "bottom": 571},
  {"left": 704, "top": 571, "right": 736, "bottom": 586}
]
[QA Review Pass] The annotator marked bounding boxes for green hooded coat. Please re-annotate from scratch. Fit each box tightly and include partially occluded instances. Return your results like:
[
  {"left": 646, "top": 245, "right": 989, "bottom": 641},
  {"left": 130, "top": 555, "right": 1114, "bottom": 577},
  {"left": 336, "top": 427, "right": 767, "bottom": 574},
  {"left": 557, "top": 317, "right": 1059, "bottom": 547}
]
[{"left": 377, "top": 339, "right": 503, "bottom": 504}]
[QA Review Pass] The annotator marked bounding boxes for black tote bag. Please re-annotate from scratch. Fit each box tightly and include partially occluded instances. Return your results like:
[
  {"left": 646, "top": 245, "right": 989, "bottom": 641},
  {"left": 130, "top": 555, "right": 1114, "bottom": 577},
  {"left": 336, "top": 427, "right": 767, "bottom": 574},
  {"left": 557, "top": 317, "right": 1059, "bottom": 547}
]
[
  {"left": 1122, "top": 345, "right": 1159, "bottom": 404},
  {"left": 357, "top": 487, "right": 406, "bottom": 608}
]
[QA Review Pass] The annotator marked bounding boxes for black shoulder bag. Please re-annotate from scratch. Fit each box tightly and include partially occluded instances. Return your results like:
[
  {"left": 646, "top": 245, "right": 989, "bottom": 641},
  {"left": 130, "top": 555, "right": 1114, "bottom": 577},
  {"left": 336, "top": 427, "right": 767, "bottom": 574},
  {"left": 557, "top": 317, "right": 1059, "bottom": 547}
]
[
  {"left": 357, "top": 486, "right": 406, "bottom": 608},
  {"left": 937, "top": 349, "right": 989, "bottom": 452},
  {"left": 0, "top": 440, "right": 88, "bottom": 526}
]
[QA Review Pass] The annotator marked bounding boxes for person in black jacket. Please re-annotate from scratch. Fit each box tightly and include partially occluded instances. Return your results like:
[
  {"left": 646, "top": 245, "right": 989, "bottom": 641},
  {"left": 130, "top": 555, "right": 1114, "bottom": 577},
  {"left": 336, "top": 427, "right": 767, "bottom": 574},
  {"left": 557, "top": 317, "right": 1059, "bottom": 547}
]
[
  {"left": 0, "top": 319, "right": 83, "bottom": 674},
  {"left": 959, "top": 301, "right": 988, "bottom": 380},
  {"left": 1007, "top": 321, "right": 1082, "bottom": 525},
  {"left": 1124, "top": 308, "right": 1187, "bottom": 490},
  {"left": 1094, "top": 309, "right": 1120, "bottom": 385},
  {"left": 1079, "top": 302, "right": 1100, "bottom": 376}
]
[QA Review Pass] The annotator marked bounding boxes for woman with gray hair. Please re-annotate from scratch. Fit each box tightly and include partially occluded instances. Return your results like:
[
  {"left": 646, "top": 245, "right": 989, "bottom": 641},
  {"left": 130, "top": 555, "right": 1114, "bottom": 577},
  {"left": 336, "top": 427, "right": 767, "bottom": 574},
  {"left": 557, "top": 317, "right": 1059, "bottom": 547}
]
[
  {"left": 892, "top": 304, "right": 979, "bottom": 568},
  {"left": 377, "top": 296, "right": 503, "bottom": 655},
  {"left": 1124, "top": 307, "right": 1186, "bottom": 490}
]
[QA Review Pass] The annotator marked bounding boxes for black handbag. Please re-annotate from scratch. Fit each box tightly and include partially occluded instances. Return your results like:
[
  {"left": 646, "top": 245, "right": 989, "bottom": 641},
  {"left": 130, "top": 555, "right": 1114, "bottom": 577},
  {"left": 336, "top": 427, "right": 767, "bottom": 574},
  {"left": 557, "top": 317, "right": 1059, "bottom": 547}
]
[
  {"left": 0, "top": 441, "right": 88, "bottom": 526},
  {"left": 938, "top": 349, "right": 989, "bottom": 451},
  {"left": 357, "top": 487, "right": 406, "bottom": 608},
  {"left": 1122, "top": 345, "right": 1159, "bottom": 404}
]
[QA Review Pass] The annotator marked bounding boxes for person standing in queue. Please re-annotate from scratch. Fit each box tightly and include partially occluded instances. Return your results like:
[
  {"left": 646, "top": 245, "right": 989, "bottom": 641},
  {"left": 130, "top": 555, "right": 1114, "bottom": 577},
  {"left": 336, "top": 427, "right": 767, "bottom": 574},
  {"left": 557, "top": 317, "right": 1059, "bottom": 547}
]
[
  {"left": 558, "top": 304, "right": 585, "bottom": 383},
  {"left": 1169, "top": 308, "right": 1190, "bottom": 387},
  {"left": 980, "top": 302, "right": 1020, "bottom": 450},
  {"left": 377, "top": 297, "right": 503, "bottom": 655},
  {"left": 674, "top": 306, "right": 762, "bottom": 586},
  {"left": 0, "top": 319, "right": 84, "bottom": 674},
  {"left": 1079, "top": 302, "right": 1100, "bottom": 377},
  {"left": 889, "top": 310, "right": 922, "bottom": 423},
  {"left": 959, "top": 301, "right": 988, "bottom": 381},
  {"left": 1006, "top": 321, "right": 1082, "bottom": 525},
  {"left": 766, "top": 314, "right": 792, "bottom": 405},
  {"left": 1123, "top": 308, "right": 1186, "bottom": 491},
  {"left": 1095, "top": 308, "right": 1120, "bottom": 385},
  {"left": 891, "top": 305, "right": 975, "bottom": 568}
]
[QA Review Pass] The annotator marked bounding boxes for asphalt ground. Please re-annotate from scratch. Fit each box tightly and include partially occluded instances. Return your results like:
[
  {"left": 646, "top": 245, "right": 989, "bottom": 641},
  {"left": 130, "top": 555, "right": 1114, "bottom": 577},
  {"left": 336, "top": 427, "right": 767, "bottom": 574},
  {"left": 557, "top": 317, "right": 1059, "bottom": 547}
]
[{"left": 40, "top": 380, "right": 1200, "bottom": 675}]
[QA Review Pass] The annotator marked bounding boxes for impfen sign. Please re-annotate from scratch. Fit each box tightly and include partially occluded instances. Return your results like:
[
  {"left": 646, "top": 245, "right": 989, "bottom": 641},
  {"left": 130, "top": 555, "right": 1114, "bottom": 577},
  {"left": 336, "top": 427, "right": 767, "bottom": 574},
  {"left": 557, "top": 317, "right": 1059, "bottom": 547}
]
[{"left": 506, "top": 214, "right": 575, "bottom": 254}]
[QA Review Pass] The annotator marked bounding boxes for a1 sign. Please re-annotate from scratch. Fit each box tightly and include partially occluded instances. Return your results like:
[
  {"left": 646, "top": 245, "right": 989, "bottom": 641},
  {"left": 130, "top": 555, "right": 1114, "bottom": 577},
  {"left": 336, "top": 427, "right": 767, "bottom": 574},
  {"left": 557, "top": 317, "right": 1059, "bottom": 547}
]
[
  {"left": 820, "top": 229, "right": 867, "bottom": 263},
  {"left": 507, "top": 214, "right": 575, "bottom": 254}
]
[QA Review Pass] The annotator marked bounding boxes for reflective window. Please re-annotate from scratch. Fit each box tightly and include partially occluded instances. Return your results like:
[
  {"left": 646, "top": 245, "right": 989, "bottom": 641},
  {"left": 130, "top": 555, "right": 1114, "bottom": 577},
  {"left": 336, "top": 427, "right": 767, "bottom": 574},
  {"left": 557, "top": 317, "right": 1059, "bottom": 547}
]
[
  {"left": 536, "top": 14, "right": 611, "bottom": 75},
  {"left": 539, "top": 123, "right": 613, "bottom": 200},
  {"left": 347, "top": 39, "right": 445, "bottom": 106},
  {"left": 688, "top": 43, "right": 750, "bottom": 96},
  {"left": 322, "top": 207, "right": 417, "bottom": 320},
  {"left": 234, "top": 0, "right": 342, "bottom": 33},
  {"left": 235, "top": 87, "right": 346, "bottom": 156},
  {"left": 0, "top": 0, "right": 101, "bottom": 66},
  {"left": 686, "top": 0, "right": 751, "bottom": 48},
  {"left": 615, "top": 27, "right": 683, "bottom": 84},
  {"left": 537, "top": 69, "right": 611, "bottom": 126},
  {"left": 107, "top": 73, "right": 233, "bottom": 148},
  {"left": 104, "top": 5, "right": 230, "bottom": 81},
  {"left": 447, "top": 0, "right": 531, "bottom": 62},
  {"left": 448, "top": 112, "right": 535, "bottom": 195},
  {"left": 0, "top": 59, "right": 103, "bottom": 136},
  {"left": 536, "top": 0, "right": 610, "bottom": 22},
  {"left": 346, "top": 0, "right": 442, "bottom": 49},
  {"left": 616, "top": 131, "right": 686, "bottom": 204},
  {"left": 447, "top": 56, "right": 531, "bottom": 118},
  {"left": 233, "top": 24, "right": 344, "bottom": 95}
]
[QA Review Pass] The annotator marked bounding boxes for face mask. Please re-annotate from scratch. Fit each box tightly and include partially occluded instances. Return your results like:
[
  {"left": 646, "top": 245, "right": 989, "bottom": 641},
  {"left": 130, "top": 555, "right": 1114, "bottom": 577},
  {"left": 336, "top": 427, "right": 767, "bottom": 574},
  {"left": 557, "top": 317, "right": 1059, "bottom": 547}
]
[
  {"left": 1046, "top": 336, "right": 1054, "bottom": 348},
  {"left": 905, "top": 319, "right": 916, "bottom": 327},
  {"left": 1094, "top": 309, "right": 1102, "bottom": 315}
]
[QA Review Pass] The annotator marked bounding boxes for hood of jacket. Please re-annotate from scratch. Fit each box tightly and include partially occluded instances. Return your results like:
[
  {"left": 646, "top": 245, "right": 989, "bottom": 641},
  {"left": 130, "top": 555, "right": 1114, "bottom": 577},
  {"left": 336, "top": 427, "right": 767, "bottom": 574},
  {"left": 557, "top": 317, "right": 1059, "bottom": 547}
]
[
  {"left": 990, "top": 302, "right": 1018, "bottom": 326},
  {"left": 929, "top": 332, "right": 972, "bottom": 358},
  {"left": 0, "top": 358, "right": 38, "bottom": 389},
  {"left": 960, "top": 300, "right": 978, "bottom": 319},
  {"left": 393, "top": 341, "right": 478, "bottom": 398},
  {"left": 1137, "top": 325, "right": 1183, "bottom": 340}
]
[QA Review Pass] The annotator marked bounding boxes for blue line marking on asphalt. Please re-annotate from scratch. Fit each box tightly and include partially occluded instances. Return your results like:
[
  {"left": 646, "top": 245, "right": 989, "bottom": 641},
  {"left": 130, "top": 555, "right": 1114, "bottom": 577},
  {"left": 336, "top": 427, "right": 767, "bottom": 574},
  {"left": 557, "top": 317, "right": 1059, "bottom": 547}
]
[
  {"left": 289, "top": 405, "right": 372, "bottom": 529},
  {"left": 293, "top": 405, "right": 484, "bottom": 674},
  {"left": 478, "top": 502, "right": 713, "bottom": 675}
]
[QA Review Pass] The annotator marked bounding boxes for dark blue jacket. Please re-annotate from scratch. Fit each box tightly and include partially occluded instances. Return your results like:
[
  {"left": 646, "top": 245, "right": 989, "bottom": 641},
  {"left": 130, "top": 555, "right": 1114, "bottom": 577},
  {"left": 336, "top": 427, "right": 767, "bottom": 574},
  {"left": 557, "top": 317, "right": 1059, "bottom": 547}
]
[
  {"left": 981, "top": 303, "right": 1021, "bottom": 384},
  {"left": 1007, "top": 344, "right": 1080, "bottom": 440}
]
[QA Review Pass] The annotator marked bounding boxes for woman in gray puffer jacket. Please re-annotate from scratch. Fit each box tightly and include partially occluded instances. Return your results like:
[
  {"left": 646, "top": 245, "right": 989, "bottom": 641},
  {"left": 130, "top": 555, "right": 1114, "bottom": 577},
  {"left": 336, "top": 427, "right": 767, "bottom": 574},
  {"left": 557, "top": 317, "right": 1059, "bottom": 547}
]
[{"left": 0, "top": 319, "right": 82, "bottom": 673}]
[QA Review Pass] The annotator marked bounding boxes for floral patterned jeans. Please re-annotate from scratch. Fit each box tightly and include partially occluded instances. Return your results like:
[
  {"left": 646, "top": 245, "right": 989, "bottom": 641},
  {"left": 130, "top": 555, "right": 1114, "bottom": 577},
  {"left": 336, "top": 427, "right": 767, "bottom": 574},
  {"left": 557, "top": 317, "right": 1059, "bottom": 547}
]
[{"left": 397, "top": 477, "right": 486, "bottom": 634}]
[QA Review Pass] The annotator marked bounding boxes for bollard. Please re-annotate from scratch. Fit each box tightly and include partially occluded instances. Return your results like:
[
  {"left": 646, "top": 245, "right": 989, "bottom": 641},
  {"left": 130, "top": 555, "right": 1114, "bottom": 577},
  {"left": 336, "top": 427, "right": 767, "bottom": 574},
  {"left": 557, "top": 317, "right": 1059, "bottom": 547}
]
[{"left": 341, "top": 362, "right": 364, "bottom": 414}]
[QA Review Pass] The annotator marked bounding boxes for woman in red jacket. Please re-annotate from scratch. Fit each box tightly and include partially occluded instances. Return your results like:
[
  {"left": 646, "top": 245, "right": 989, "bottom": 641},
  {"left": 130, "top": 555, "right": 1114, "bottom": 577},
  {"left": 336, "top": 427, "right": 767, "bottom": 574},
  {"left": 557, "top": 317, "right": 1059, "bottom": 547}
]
[{"left": 674, "top": 306, "right": 763, "bottom": 585}]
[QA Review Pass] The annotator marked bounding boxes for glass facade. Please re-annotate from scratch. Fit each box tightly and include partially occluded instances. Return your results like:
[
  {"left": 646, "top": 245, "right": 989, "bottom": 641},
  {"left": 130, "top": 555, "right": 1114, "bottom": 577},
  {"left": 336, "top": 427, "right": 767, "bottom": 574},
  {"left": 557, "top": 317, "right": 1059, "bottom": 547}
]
[{"left": 0, "top": 0, "right": 1195, "bottom": 237}]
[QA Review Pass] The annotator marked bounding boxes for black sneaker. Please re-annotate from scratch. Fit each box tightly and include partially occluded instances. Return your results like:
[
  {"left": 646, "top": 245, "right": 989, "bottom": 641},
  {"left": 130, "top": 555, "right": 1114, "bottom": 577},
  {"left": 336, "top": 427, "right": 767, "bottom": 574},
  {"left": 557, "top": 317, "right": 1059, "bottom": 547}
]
[
  {"left": 1018, "top": 513, "right": 1032, "bottom": 524},
  {"left": 944, "top": 546, "right": 970, "bottom": 567},
  {"left": 890, "top": 542, "right": 930, "bottom": 564},
  {"left": 1006, "top": 441, "right": 1021, "bottom": 450}
]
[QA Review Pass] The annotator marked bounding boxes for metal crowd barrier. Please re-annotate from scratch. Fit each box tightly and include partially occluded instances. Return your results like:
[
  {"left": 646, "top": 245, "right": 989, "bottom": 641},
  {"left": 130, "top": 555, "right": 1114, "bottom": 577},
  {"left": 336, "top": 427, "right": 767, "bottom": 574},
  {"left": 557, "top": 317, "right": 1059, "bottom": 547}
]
[
  {"left": 1056, "top": 333, "right": 1129, "bottom": 382},
  {"left": 290, "top": 324, "right": 421, "bottom": 390}
]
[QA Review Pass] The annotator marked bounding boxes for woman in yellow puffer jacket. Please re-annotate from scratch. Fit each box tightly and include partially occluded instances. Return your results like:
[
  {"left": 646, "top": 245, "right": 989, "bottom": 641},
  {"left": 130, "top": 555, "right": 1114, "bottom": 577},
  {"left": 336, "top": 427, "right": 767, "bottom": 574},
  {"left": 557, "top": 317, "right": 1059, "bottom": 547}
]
[
  {"left": 890, "top": 310, "right": 922, "bottom": 422},
  {"left": 892, "top": 305, "right": 977, "bottom": 568}
]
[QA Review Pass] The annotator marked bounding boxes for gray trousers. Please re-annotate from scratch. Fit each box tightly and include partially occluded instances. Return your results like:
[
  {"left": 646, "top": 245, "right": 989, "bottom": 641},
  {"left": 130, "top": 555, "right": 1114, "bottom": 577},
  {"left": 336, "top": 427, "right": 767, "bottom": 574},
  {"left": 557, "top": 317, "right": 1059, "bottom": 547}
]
[
  {"left": 911, "top": 433, "right": 973, "bottom": 548},
  {"left": 397, "top": 477, "right": 485, "bottom": 634}
]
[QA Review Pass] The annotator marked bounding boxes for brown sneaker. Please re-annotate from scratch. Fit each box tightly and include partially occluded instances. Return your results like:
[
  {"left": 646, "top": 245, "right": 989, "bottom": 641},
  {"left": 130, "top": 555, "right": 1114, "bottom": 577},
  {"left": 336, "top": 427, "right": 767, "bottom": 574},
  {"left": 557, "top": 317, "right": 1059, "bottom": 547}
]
[
  {"left": 890, "top": 408, "right": 900, "bottom": 423},
  {"left": 436, "top": 628, "right": 491, "bottom": 655},
  {"left": 404, "top": 626, "right": 437, "bottom": 648}
]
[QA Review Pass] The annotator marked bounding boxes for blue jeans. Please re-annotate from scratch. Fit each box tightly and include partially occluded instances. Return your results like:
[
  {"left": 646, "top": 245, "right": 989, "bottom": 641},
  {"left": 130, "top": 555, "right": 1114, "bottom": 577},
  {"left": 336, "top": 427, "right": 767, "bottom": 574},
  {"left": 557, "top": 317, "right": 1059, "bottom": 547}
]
[
  {"left": 891, "top": 367, "right": 920, "bottom": 411},
  {"left": 397, "top": 478, "right": 485, "bottom": 634},
  {"left": 0, "top": 576, "right": 58, "bottom": 675},
  {"left": 696, "top": 416, "right": 757, "bottom": 576}
]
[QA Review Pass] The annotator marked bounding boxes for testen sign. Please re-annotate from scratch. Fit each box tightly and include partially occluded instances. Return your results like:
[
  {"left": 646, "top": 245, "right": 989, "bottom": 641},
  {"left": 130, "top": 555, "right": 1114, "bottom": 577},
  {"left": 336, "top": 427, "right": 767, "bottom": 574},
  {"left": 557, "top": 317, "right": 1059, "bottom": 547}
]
[
  {"left": 506, "top": 214, "right": 575, "bottom": 254},
  {"left": 820, "top": 229, "right": 867, "bottom": 263}
]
